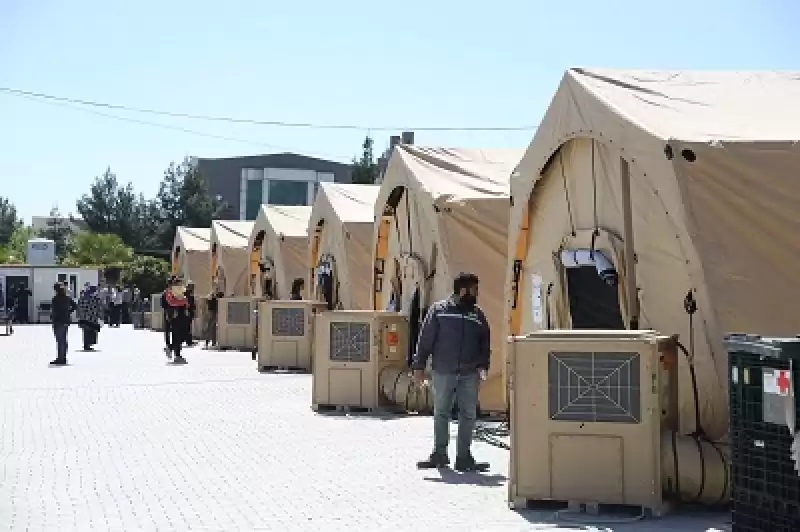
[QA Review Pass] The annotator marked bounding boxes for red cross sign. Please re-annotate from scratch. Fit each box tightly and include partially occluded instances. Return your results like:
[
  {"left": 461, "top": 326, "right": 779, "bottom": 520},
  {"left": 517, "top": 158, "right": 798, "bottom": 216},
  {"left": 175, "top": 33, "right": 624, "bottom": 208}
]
[{"left": 777, "top": 370, "right": 791, "bottom": 396}]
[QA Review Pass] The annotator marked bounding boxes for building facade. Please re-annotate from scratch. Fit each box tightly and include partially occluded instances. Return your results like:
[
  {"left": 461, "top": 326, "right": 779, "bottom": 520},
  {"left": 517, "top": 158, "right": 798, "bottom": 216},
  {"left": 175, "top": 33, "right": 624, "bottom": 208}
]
[
  {"left": 194, "top": 153, "right": 352, "bottom": 221},
  {"left": 30, "top": 215, "right": 88, "bottom": 237}
]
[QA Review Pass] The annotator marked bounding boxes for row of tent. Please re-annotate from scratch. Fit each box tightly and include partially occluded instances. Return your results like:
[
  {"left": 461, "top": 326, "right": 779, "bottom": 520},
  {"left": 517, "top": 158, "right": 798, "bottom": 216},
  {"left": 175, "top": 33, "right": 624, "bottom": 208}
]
[{"left": 171, "top": 68, "right": 800, "bottom": 438}]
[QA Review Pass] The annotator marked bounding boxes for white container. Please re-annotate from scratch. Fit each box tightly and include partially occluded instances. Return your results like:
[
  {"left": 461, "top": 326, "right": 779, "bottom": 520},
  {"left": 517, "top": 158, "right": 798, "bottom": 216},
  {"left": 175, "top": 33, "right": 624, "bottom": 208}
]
[{"left": 26, "top": 238, "right": 56, "bottom": 266}]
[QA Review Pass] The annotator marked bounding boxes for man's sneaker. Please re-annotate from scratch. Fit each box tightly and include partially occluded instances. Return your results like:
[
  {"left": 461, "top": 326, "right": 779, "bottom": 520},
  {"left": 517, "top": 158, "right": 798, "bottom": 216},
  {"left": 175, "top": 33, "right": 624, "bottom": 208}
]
[
  {"left": 173, "top": 355, "right": 188, "bottom": 364},
  {"left": 49, "top": 359, "right": 67, "bottom": 366},
  {"left": 454, "top": 454, "right": 490, "bottom": 472},
  {"left": 416, "top": 452, "right": 449, "bottom": 469}
]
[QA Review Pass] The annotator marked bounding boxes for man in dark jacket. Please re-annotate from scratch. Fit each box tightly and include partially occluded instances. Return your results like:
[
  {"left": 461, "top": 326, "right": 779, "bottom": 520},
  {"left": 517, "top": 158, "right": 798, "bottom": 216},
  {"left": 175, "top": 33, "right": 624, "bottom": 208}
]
[
  {"left": 413, "top": 272, "right": 490, "bottom": 472},
  {"left": 50, "top": 282, "right": 77, "bottom": 365}
]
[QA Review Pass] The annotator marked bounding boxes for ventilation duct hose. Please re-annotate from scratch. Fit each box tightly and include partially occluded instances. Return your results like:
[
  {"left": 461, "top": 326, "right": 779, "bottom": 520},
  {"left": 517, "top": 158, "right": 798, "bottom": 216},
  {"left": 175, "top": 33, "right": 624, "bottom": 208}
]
[
  {"left": 379, "top": 366, "right": 434, "bottom": 414},
  {"left": 560, "top": 248, "right": 618, "bottom": 287},
  {"left": 661, "top": 432, "right": 729, "bottom": 506}
]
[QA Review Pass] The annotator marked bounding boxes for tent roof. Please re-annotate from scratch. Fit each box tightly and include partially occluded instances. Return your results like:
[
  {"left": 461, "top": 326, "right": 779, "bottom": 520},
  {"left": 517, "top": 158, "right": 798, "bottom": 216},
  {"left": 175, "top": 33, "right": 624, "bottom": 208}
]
[
  {"left": 314, "top": 183, "right": 380, "bottom": 225},
  {"left": 564, "top": 68, "right": 800, "bottom": 142},
  {"left": 211, "top": 220, "right": 253, "bottom": 249},
  {"left": 175, "top": 227, "right": 211, "bottom": 252},
  {"left": 260, "top": 205, "right": 312, "bottom": 238},
  {"left": 386, "top": 146, "right": 524, "bottom": 201}
]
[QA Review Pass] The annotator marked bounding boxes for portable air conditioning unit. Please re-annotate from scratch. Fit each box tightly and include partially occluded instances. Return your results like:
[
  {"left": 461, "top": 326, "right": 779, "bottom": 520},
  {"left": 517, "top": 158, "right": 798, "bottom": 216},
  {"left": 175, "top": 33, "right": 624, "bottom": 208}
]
[
  {"left": 217, "top": 297, "right": 259, "bottom": 350},
  {"left": 312, "top": 311, "right": 409, "bottom": 411},
  {"left": 257, "top": 300, "right": 327, "bottom": 372},
  {"left": 192, "top": 296, "right": 208, "bottom": 340},
  {"left": 150, "top": 293, "right": 164, "bottom": 331},
  {"left": 507, "top": 330, "right": 677, "bottom": 516}
]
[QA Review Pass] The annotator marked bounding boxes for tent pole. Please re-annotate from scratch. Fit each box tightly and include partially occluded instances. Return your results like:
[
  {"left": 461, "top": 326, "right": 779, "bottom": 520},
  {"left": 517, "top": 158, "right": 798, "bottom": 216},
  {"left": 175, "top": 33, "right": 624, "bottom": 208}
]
[{"left": 620, "top": 157, "right": 640, "bottom": 329}]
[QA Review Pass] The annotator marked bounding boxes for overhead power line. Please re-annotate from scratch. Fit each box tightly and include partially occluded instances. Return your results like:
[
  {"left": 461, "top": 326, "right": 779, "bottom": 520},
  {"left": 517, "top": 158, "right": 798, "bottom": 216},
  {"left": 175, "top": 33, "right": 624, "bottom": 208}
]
[
  {"left": 0, "top": 86, "right": 537, "bottom": 132},
  {"left": 4, "top": 90, "right": 352, "bottom": 161}
]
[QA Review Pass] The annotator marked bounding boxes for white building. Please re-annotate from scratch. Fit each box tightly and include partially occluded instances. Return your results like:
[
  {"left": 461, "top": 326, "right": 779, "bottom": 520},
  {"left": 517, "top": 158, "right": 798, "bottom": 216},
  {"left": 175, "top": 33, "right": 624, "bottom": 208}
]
[
  {"left": 0, "top": 265, "right": 100, "bottom": 323},
  {"left": 0, "top": 237, "right": 99, "bottom": 323}
]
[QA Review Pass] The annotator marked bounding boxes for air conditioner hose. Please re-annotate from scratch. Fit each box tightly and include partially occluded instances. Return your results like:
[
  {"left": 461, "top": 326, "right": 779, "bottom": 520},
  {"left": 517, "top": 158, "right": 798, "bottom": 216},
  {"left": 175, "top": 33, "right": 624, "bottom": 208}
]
[
  {"left": 661, "top": 431, "right": 729, "bottom": 507},
  {"left": 378, "top": 366, "right": 434, "bottom": 414}
]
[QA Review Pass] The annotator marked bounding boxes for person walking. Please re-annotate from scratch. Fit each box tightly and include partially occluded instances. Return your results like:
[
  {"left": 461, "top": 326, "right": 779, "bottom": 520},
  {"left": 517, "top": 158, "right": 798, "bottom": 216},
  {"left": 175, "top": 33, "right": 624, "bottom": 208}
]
[
  {"left": 121, "top": 286, "right": 133, "bottom": 324},
  {"left": 184, "top": 281, "right": 197, "bottom": 347},
  {"left": 204, "top": 290, "right": 222, "bottom": 349},
  {"left": 109, "top": 285, "right": 123, "bottom": 327},
  {"left": 163, "top": 278, "right": 191, "bottom": 364},
  {"left": 77, "top": 285, "right": 103, "bottom": 351},
  {"left": 50, "top": 283, "right": 77, "bottom": 366},
  {"left": 413, "top": 272, "right": 491, "bottom": 472}
]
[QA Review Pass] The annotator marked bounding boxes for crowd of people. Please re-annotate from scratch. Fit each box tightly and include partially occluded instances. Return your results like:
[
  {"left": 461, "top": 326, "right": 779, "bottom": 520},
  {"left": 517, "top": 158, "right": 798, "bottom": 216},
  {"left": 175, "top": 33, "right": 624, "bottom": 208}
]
[{"left": 44, "top": 270, "right": 492, "bottom": 471}]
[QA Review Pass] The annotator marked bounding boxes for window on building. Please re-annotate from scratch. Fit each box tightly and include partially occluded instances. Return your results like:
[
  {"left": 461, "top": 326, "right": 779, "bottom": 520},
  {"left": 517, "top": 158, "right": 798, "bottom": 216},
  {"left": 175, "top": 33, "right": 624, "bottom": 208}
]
[
  {"left": 268, "top": 180, "right": 308, "bottom": 206},
  {"left": 245, "top": 179, "right": 264, "bottom": 220}
]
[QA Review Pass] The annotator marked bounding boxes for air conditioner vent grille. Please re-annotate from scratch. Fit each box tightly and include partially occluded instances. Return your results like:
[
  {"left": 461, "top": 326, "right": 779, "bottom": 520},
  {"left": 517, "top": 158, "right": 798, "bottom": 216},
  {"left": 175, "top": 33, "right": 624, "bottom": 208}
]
[
  {"left": 272, "top": 307, "right": 305, "bottom": 336},
  {"left": 226, "top": 301, "right": 252, "bottom": 325},
  {"left": 330, "top": 322, "right": 370, "bottom": 362},
  {"left": 548, "top": 351, "right": 641, "bottom": 423}
]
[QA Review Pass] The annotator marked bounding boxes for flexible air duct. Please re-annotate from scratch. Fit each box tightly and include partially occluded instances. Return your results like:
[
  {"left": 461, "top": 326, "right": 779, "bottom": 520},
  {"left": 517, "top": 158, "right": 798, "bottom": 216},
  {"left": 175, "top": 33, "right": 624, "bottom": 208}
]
[
  {"left": 661, "top": 432, "right": 729, "bottom": 506},
  {"left": 560, "top": 248, "right": 618, "bottom": 286},
  {"left": 379, "top": 366, "right": 434, "bottom": 414}
]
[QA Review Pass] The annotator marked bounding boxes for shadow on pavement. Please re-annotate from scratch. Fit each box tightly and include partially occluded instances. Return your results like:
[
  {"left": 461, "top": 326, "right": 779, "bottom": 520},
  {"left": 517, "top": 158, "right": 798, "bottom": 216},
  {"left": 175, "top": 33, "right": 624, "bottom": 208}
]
[{"left": 423, "top": 467, "right": 507, "bottom": 487}]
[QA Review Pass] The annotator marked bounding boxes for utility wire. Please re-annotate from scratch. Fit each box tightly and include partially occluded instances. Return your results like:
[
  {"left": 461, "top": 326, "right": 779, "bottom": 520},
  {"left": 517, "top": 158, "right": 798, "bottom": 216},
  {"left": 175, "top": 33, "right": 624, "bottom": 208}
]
[
  {"left": 0, "top": 86, "right": 537, "bottom": 132},
  {"left": 4, "top": 90, "right": 352, "bottom": 161}
]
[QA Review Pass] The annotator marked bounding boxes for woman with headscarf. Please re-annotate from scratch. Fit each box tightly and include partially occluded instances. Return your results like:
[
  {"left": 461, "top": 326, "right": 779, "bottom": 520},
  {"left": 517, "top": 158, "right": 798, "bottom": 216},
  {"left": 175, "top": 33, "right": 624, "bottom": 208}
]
[
  {"left": 77, "top": 285, "right": 103, "bottom": 351},
  {"left": 163, "top": 277, "right": 191, "bottom": 364}
]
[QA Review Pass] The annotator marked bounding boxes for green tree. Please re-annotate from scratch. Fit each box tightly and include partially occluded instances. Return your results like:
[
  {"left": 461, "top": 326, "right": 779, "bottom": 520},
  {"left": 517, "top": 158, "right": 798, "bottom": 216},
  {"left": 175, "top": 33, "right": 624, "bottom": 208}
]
[
  {"left": 155, "top": 158, "right": 225, "bottom": 249},
  {"left": 0, "top": 226, "right": 35, "bottom": 264},
  {"left": 37, "top": 207, "right": 73, "bottom": 262},
  {"left": 76, "top": 168, "right": 161, "bottom": 250},
  {"left": 0, "top": 196, "right": 22, "bottom": 246},
  {"left": 351, "top": 136, "right": 379, "bottom": 184},
  {"left": 122, "top": 254, "right": 170, "bottom": 298},
  {"left": 65, "top": 232, "right": 133, "bottom": 266}
]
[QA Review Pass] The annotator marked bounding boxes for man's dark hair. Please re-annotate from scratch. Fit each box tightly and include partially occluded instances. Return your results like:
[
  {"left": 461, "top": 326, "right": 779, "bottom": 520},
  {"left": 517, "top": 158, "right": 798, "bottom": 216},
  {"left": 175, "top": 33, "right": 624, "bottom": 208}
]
[{"left": 453, "top": 272, "right": 479, "bottom": 293}]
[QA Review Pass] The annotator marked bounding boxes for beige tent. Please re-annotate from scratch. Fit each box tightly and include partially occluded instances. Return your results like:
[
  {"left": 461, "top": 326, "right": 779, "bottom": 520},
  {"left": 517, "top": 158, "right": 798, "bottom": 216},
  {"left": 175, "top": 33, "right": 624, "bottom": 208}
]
[
  {"left": 248, "top": 205, "right": 312, "bottom": 299},
  {"left": 171, "top": 227, "right": 212, "bottom": 296},
  {"left": 309, "top": 183, "right": 380, "bottom": 310},
  {"left": 210, "top": 220, "right": 255, "bottom": 297},
  {"left": 373, "top": 146, "right": 524, "bottom": 413},
  {"left": 507, "top": 68, "right": 800, "bottom": 439}
]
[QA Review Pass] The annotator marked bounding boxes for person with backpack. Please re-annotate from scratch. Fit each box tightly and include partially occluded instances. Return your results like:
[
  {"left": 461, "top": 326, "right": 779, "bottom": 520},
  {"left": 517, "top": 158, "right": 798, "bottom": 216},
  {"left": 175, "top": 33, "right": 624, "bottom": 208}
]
[{"left": 162, "top": 277, "right": 191, "bottom": 364}]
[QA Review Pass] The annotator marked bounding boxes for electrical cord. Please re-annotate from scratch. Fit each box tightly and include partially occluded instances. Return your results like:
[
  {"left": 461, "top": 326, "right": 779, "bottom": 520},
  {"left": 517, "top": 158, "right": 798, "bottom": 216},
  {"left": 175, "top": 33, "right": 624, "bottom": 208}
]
[
  {"left": 0, "top": 85, "right": 538, "bottom": 132},
  {"left": 670, "top": 291, "right": 729, "bottom": 507}
]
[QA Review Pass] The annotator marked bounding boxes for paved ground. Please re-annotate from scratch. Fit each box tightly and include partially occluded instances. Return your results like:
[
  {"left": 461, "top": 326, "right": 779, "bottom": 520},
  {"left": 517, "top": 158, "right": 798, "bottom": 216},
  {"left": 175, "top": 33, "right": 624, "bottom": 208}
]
[{"left": 0, "top": 325, "right": 730, "bottom": 531}]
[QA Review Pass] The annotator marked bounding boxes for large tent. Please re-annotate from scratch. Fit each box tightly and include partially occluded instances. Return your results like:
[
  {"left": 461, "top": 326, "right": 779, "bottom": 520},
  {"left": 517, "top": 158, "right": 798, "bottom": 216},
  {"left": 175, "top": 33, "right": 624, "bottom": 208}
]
[
  {"left": 373, "top": 146, "right": 524, "bottom": 413},
  {"left": 309, "top": 183, "right": 380, "bottom": 310},
  {"left": 247, "top": 205, "right": 312, "bottom": 300},
  {"left": 507, "top": 69, "right": 800, "bottom": 439},
  {"left": 171, "top": 227, "right": 212, "bottom": 296},
  {"left": 210, "top": 220, "right": 255, "bottom": 297}
]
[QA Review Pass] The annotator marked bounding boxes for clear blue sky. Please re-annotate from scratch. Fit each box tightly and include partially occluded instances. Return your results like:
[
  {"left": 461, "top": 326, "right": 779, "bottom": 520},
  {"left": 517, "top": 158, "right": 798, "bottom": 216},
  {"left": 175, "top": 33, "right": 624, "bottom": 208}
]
[{"left": 1, "top": 0, "right": 797, "bottom": 223}]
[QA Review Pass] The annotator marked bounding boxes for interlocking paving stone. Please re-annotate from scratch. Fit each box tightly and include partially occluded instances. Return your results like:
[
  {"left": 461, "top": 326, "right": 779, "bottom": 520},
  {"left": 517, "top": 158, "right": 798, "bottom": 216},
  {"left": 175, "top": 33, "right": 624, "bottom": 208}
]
[{"left": 0, "top": 325, "right": 730, "bottom": 531}]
